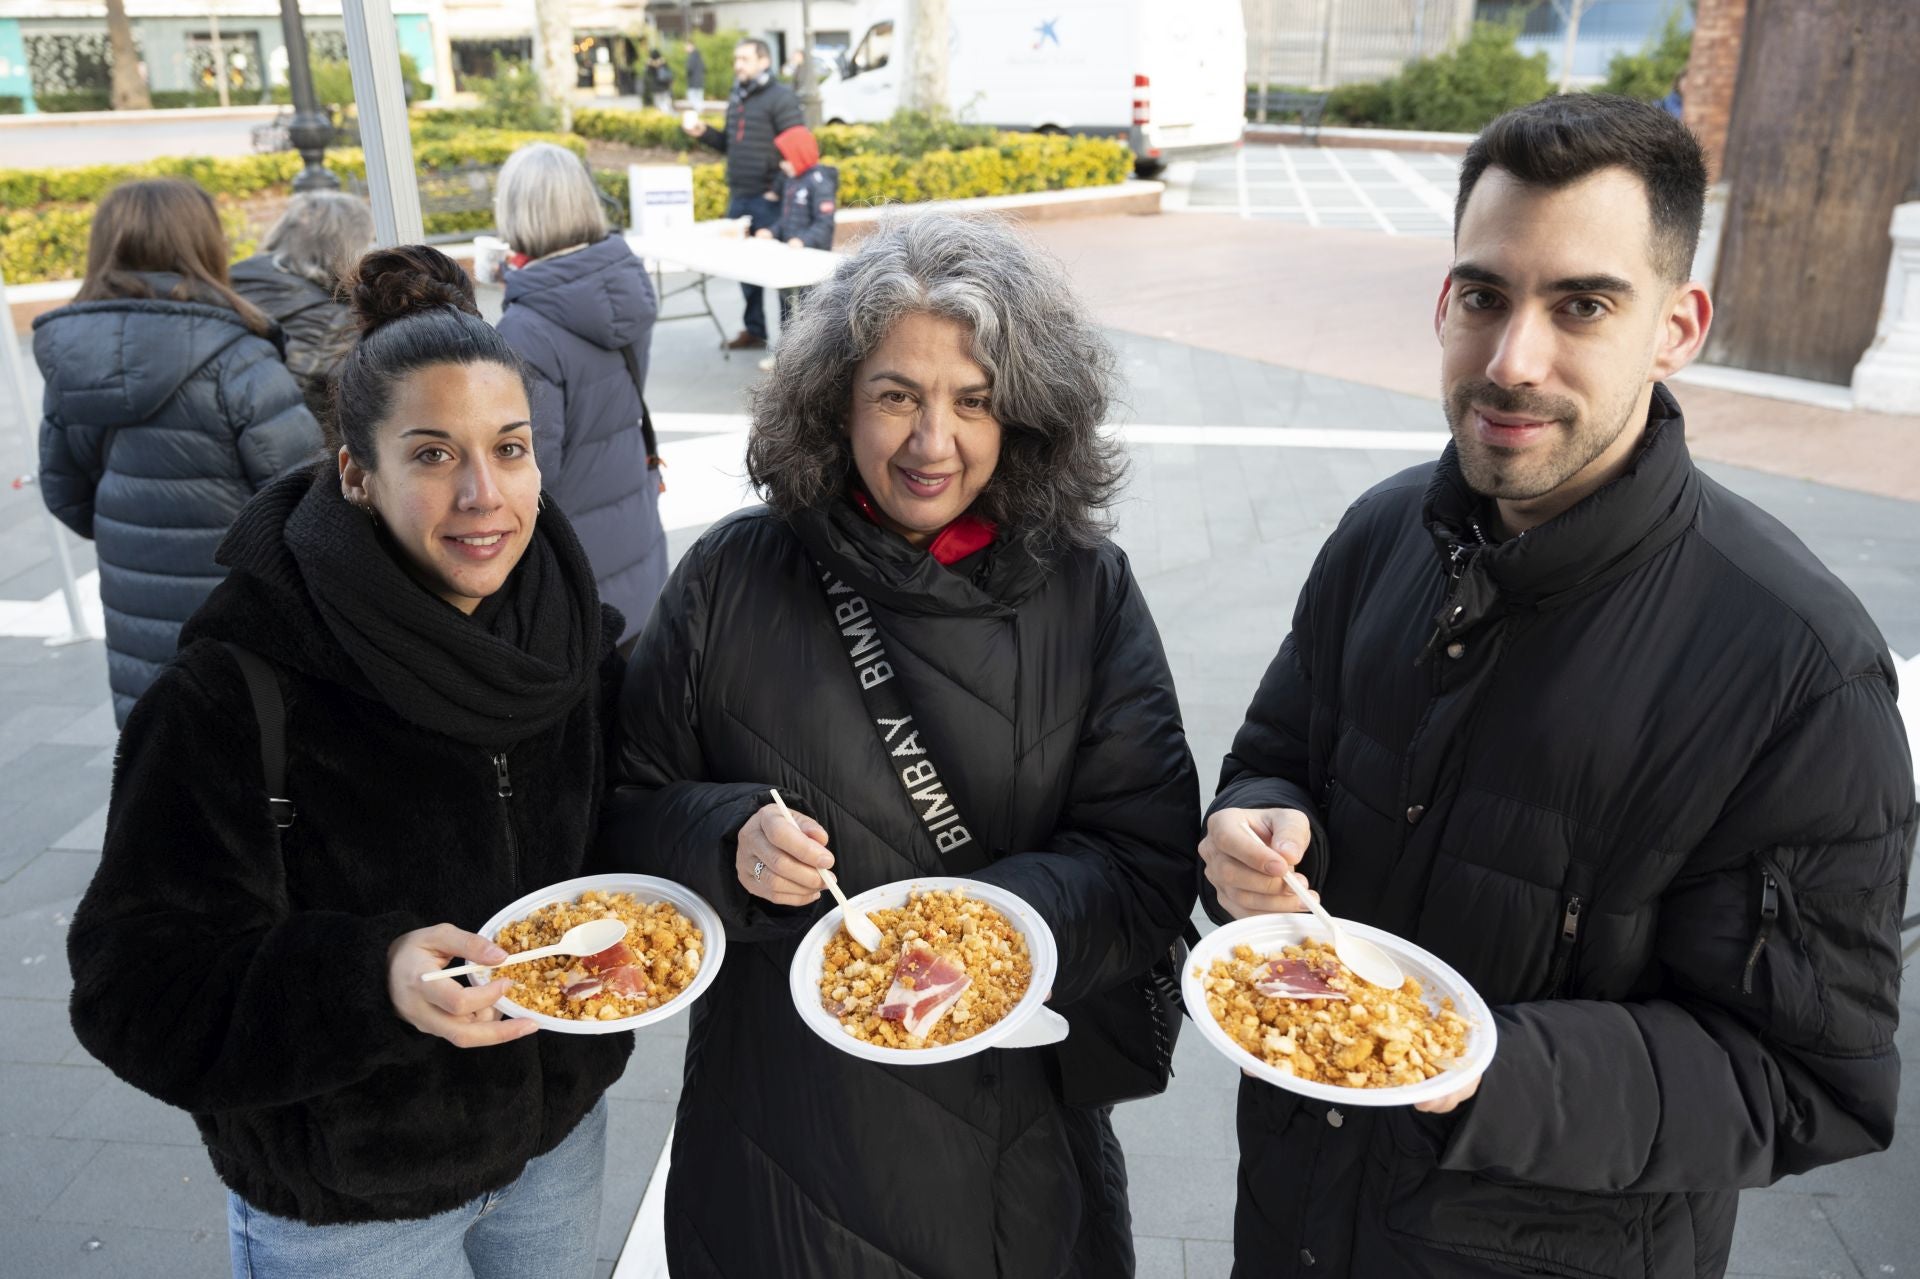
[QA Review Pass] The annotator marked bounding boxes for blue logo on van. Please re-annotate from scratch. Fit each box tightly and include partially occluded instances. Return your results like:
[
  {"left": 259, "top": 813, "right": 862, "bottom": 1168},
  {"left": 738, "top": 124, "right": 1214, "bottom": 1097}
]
[{"left": 1033, "top": 18, "right": 1060, "bottom": 50}]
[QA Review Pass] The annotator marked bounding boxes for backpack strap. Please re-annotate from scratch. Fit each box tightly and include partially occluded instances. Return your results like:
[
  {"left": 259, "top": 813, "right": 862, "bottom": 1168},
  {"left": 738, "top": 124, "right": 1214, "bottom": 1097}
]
[{"left": 222, "top": 642, "right": 295, "bottom": 831}]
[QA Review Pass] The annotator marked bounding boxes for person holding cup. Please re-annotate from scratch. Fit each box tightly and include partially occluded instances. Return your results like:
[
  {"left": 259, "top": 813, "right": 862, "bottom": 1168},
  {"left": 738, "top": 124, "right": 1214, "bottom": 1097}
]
[
  {"left": 681, "top": 36, "right": 803, "bottom": 351},
  {"left": 604, "top": 213, "right": 1201, "bottom": 1277},
  {"left": 66, "top": 246, "right": 632, "bottom": 1279}
]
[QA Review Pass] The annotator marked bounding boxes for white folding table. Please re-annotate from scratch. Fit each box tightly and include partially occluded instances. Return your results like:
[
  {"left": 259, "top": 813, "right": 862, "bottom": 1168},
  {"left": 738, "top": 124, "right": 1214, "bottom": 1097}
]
[{"left": 623, "top": 227, "right": 840, "bottom": 357}]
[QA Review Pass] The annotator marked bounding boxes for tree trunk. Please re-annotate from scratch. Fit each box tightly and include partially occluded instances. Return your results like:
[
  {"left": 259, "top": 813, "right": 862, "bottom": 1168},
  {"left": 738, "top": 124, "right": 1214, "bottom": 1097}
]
[
  {"left": 904, "top": 0, "right": 949, "bottom": 114},
  {"left": 533, "top": 0, "right": 574, "bottom": 131},
  {"left": 1703, "top": 0, "right": 1920, "bottom": 384},
  {"left": 106, "top": 0, "right": 151, "bottom": 111}
]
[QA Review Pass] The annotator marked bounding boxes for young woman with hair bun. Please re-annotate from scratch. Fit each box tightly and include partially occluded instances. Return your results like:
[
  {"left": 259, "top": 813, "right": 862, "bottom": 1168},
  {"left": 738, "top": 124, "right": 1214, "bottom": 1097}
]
[{"left": 65, "top": 244, "right": 630, "bottom": 1279}]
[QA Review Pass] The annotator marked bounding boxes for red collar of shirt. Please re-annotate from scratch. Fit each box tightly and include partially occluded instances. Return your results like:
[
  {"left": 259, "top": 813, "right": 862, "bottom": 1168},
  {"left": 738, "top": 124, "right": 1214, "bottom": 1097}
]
[{"left": 850, "top": 489, "right": 997, "bottom": 566}]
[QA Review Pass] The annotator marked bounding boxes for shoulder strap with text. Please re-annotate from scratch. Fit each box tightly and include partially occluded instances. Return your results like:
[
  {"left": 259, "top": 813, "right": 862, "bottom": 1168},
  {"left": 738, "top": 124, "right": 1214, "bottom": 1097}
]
[{"left": 813, "top": 563, "right": 989, "bottom": 875}]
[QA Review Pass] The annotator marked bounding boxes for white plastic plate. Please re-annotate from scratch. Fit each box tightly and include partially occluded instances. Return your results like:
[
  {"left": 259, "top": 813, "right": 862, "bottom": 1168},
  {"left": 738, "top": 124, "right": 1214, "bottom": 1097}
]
[
  {"left": 472, "top": 873, "right": 727, "bottom": 1035},
  {"left": 789, "top": 876, "right": 1066, "bottom": 1065},
  {"left": 1183, "top": 913, "right": 1497, "bottom": 1107}
]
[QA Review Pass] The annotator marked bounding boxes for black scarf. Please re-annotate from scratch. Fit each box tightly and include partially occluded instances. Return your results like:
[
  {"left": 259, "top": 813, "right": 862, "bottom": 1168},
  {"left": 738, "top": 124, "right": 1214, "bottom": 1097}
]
[{"left": 282, "top": 476, "right": 600, "bottom": 746}]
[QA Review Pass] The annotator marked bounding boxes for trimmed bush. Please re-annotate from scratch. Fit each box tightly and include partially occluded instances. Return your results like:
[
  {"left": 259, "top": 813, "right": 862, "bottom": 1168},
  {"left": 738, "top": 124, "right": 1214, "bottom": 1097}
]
[
  {"left": 34, "top": 91, "right": 112, "bottom": 114},
  {"left": 0, "top": 95, "right": 23, "bottom": 115},
  {"left": 1600, "top": 12, "right": 1692, "bottom": 101},
  {"left": 572, "top": 106, "right": 723, "bottom": 151},
  {"left": 661, "top": 28, "right": 748, "bottom": 101},
  {"left": 0, "top": 127, "right": 584, "bottom": 284},
  {"left": 1315, "top": 21, "right": 1551, "bottom": 133}
]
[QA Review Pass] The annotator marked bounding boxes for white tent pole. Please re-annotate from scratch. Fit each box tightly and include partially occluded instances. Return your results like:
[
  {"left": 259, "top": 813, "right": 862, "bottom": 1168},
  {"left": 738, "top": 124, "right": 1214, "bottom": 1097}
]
[
  {"left": 340, "top": 0, "right": 425, "bottom": 246},
  {"left": 1, "top": 267, "right": 96, "bottom": 646}
]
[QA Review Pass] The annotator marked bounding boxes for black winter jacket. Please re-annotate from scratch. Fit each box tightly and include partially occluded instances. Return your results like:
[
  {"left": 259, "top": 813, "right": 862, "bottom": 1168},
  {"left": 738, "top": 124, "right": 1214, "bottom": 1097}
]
[
  {"left": 685, "top": 48, "right": 706, "bottom": 93},
  {"left": 229, "top": 254, "right": 357, "bottom": 417},
  {"left": 65, "top": 473, "right": 631, "bottom": 1226},
  {"left": 1209, "top": 388, "right": 1914, "bottom": 1279},
  {"left": 697, "top": 72, "right": 805, "bottom": 197},
  {"left": 606, "top": 504, "right": 1201, "bottom": 1278},
  {"left": 497, "top": 235, "right": 667, "bottom": 641},
  {"left": 34, "top": 277, "right": 321, "bottom": 725},
  {"left": 774, "top": 164, "right": 839, "bottom": 250}
]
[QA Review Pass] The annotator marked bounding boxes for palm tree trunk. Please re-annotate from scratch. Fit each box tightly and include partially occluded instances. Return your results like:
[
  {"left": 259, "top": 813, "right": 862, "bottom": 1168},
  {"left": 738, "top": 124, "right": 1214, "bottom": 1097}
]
[
  {"left": 533, "top": 0, "right": 573, "bottom": 131},
  {"left": 904, "top": 0, "right": 948, "bottom": 114},
  {"left": 106, "top": 0, "right": 151, "bottom": 111}
]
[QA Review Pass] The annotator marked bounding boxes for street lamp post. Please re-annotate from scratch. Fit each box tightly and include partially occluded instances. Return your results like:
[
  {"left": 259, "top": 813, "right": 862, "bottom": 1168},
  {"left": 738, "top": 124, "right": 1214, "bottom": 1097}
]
[{"left": 278, "top": 0, "right": 340, "bottom": 192}]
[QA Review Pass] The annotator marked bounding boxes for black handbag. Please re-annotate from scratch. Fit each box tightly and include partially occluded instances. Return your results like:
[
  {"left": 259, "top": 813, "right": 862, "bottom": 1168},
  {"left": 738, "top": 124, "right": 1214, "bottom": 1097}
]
[{"left": 813, "top": 561, "right": 1188, "bottom": 1106}]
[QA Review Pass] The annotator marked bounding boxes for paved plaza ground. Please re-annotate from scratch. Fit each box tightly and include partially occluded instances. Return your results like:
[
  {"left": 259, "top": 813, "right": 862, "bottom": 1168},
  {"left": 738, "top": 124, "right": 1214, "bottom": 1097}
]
[{"left": 2, "top": 186, "right": 1917, "bottom": 1278}]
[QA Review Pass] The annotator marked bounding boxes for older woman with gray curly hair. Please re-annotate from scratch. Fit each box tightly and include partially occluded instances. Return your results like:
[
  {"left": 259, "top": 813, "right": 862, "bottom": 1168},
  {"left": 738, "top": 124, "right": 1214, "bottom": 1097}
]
[{"left": 605, "top": 212, "right": 1199, "bottom": 1278}]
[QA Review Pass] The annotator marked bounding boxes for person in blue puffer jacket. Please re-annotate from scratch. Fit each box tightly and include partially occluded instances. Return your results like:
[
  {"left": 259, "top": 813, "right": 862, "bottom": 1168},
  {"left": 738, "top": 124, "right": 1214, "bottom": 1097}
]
[
  {"left": 493, "top": 143, "right": 667, "bottom": 648},
  {"left": 35, "top": 178, "right": 322, "bottom": 725}
]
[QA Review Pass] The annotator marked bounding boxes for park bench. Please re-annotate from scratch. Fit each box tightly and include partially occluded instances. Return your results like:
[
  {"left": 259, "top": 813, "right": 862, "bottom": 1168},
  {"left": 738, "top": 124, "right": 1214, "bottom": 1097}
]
[{"left": 1246, "top": 89, "right": 1332, "bottom": 142}]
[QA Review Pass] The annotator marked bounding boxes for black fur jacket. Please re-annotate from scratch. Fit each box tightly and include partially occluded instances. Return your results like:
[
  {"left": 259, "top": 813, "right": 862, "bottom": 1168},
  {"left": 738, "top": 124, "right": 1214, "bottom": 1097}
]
[{"left": 66, "top": 473, "right": 632, "bottom": 1225}]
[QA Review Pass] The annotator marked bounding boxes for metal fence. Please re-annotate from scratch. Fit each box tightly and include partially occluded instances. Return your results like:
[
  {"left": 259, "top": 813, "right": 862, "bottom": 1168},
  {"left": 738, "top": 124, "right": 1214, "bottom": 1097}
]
[{"left": 1242, "top": 0, "right": 1477, "bottom": 90}]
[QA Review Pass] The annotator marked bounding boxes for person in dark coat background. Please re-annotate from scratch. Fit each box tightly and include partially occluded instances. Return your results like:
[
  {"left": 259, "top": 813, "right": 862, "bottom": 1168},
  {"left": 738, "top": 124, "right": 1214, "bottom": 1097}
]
[
  {"left": 683, "top": 40, "right": 707, "bottom": 108},
  {"left": 1199, "top": 94, "right": 1915, "bottom": 1278},
  {"left": 605, "top": 213, "right": 1201, "bottom": 1278},
  {"left": 230, "top": 190, "right": 375, "bottom": 417},
  {"left": 35, "top": 178, "right": 321, "bottom": 726},
  {"left": 66, "top": 246, "right": 630, "bottom": 1279},
  {"left": 494, "top": 142, "right": 667, "bottom": 644},
  {"left": 681, "top": 37, "right": 804, "bottom": 350}
]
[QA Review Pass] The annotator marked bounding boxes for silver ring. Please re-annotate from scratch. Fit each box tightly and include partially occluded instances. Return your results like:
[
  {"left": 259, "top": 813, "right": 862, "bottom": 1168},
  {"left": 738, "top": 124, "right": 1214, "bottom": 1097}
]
[{"left": 751, "top": 859, "right": 767, "bottom": 881}]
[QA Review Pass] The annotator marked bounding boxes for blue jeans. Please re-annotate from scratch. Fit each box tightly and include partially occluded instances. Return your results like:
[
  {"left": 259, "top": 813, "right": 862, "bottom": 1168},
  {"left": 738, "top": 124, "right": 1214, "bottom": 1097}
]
[
  {"left": 727, "top": 189, "right": 781, "bottom": 338},
  {"left": 227, "top": 1098, "right": 607, "bottom": 1279}
]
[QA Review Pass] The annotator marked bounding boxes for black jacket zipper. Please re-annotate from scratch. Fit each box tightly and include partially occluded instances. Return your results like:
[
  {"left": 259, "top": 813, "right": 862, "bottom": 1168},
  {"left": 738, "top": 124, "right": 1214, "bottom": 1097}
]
[
  {"left": 1547, "top": 894, "right": 1584, "bottom": 996},
  {"left": 493, "top": 751, "right": 520, "bottom": 897},
  {"left": 1742, "top": 871, "right": 1780, "bottom": 995}
]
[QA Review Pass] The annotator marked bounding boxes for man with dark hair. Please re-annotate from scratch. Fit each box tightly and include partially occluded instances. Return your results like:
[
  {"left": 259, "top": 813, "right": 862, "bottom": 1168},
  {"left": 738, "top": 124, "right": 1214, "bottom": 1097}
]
[
  {"left": 1201, "top": 93, "right": 1912, "bottom": 1277},
  {"left": 681, "top": 37, "right": 803, "bottom": 349}
]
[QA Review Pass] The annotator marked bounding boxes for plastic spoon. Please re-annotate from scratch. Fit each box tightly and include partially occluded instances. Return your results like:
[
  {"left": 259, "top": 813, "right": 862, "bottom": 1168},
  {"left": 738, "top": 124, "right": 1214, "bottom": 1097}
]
[
  {"left": 1242, "top": 820, "right": 1404, "bottom": 991},
  {"left": 420, "top": 917, "right": 629, "bottom": 983},
  {"left": 771, "top": 788, "right": 884, "bottom": 953}
]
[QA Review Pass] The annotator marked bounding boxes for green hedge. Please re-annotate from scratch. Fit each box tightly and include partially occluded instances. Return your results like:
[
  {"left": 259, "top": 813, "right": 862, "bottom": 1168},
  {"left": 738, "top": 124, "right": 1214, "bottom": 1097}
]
[
  {"left": 4, "top": 116, "right": 1130, "bottom": 285},
  {"left": 0, "top": 127, "right": 584, "bottom": 284},
  {"left": 595, "top": 132, "right": 1133, "bottom": 225},
  {"left": 1600, "top": 13, "right": 1691, "bottom": 100},
  {"left": 572, "top": 106, "right": 724, "bottom": 151}
]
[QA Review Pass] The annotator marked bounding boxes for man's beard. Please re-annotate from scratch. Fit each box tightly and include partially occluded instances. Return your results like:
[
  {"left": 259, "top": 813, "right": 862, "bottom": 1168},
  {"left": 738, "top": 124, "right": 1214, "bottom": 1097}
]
[{"left": 1442, "top": 379, "right": 1632, "bottom": 501}]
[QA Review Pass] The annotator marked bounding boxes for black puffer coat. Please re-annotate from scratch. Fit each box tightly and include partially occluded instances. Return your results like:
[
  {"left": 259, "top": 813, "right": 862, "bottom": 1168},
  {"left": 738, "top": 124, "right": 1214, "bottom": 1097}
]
[
  {"left": 66, "top": 472, "right": 631, "bottom": 1225},
  {"left": 497, "top": 235, "right": 666, "bottom": 640},
  {"left": 696, "top": 71, "right": 805, "bottom": 197},
  {"left": 230, "top": 253, "right": 357, "bottom": 416},
  {"left": 34, "top": 277, "right": 321, "bottom": 724},
  {"left": 1209, "top": 388, "right": 1914, "bottom": 1278},
  {"left": 606, "top": 504, "right": 1201, "bottom": 1278}
]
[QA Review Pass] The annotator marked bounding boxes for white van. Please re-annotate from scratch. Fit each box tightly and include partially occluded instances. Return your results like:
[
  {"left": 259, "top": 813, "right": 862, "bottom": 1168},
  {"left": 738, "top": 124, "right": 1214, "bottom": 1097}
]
[{"left": 818, "top": 0, "right": 1245, "bottom": 174}]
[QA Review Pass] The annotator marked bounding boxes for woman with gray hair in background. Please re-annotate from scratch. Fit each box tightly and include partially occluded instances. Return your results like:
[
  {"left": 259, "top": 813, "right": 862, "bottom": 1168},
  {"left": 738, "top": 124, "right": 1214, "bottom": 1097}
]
[
  {"left": 494, "top": 141, "right": 666, "bottom": 646},
  {"left": 230, "top": 190, "right": 374, "bottom": 415},
  {"left": 603, "top": 212, "right": 1200, "bottom": 1277}
]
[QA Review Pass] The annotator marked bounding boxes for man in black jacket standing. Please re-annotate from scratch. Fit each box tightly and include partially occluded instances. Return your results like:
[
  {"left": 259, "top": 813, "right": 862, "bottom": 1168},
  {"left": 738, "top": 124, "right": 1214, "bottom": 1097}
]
[
  {"left": 682, "top": 37, "right": 803, "bottom": 350},
  {"left": 1200, "top": 94, "right": 1915, "bottom": 1278}
]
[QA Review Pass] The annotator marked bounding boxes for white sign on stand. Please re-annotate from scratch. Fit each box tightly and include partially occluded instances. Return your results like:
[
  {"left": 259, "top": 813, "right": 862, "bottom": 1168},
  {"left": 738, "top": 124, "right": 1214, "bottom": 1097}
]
[{"left": 630, "top": 165, "right": 697, "bottom": 239}]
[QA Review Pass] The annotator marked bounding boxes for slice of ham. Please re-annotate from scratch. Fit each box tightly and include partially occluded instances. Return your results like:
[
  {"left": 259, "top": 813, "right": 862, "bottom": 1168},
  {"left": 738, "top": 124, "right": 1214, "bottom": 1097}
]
[
  {"left": 570, "top": 940, "right": 649, "bottom": 1001},
  {"left": 583, "top": 941, "right": 635, "bottom": 973},
  {"left": 878, "top": 940, "right": 972, "bottom": 1038},
  {"left": 1253, "top": 956, "right": 1349, "bottom": 1002}
]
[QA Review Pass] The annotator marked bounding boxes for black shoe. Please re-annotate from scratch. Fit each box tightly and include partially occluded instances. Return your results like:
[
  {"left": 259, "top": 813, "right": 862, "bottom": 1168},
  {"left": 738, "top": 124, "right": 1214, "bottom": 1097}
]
[{"left": 726, "top": 331, "right": 768, "bottom": 350}]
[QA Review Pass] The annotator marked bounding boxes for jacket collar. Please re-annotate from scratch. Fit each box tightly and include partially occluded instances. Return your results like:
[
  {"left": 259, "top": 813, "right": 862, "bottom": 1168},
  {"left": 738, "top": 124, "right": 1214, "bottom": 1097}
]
[
  {"left": 786, "top": 501, "right": 1046, "bottom": 619},
  {"left": 1418, "top": 384, "right": 1700, "bottom": 650}
]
